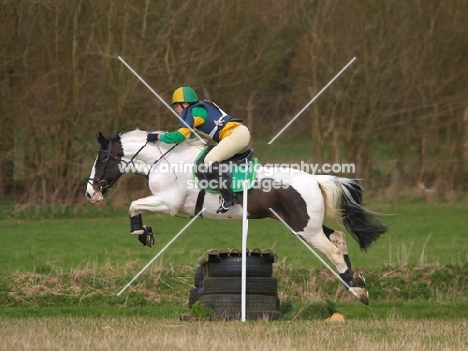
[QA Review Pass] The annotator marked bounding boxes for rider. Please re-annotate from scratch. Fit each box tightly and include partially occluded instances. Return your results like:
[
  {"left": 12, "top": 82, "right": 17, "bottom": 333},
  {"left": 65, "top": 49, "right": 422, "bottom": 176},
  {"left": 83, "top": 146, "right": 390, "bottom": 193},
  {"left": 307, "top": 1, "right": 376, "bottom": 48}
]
[{"left": 146, "top": 86, "right": 251, "bottom": 213}]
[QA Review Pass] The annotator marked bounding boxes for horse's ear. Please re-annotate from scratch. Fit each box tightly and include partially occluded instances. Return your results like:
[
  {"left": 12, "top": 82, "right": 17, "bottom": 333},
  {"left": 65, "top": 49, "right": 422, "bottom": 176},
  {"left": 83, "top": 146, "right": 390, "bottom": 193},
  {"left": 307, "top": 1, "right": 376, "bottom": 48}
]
[{"left": 96, "top": 132, "right": 106, "bottom": 144}]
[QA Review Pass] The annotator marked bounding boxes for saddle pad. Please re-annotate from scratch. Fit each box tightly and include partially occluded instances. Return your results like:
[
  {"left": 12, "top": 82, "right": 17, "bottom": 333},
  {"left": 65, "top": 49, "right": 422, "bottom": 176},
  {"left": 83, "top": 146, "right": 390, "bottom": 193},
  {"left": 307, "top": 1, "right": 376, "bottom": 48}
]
[{"left": 193, "top": 147, "right": 258, "bottom": 193}]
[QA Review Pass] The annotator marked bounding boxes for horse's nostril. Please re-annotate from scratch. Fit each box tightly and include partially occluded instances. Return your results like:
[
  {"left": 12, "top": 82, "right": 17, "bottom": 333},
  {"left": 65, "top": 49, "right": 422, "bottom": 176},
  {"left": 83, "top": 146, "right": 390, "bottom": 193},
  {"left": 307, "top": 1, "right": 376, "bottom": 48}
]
[{"left": 86, "top": 191, "right": 92, "bottom": 200}]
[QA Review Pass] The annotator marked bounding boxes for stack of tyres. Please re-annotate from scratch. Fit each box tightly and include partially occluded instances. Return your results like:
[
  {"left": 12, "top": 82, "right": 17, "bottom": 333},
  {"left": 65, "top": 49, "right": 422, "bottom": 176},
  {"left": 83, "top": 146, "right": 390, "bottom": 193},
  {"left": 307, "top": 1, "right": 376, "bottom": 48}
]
[
  {"left": 188, "top": 250, "right": 282, "bottom": 321},
  {"left": 188, "top": 266, "right": 205, "bottom": 308}
]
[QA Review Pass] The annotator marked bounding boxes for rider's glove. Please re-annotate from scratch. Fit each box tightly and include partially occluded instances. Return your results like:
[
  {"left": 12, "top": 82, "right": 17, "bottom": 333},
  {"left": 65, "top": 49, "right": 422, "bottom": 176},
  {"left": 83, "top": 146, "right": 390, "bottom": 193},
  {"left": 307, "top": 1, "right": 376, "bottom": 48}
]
[{"left": 146, "top": 133, "right": 159, "bottom": 142}]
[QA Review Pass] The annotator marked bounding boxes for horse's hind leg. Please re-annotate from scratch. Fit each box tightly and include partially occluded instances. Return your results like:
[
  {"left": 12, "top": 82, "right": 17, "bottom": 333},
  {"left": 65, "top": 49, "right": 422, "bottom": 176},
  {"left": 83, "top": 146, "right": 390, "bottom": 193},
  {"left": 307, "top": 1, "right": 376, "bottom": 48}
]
[
  {"left": 323, "top": 225, "right": 366, "bottom": 287},
  {"left": 322, "top": 225, "right": 352, "bottom": 268},
  {"left": 301, "top": 226, "right": 369, "bottom": 305}
]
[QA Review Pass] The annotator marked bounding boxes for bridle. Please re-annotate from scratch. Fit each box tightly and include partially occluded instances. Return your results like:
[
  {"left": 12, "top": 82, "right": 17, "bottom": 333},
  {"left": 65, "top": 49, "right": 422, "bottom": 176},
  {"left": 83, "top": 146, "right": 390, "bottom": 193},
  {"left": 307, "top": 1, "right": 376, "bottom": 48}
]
[
  {"left": 86, "top": 138, "right": 122, "bottom": 193},
  {"left": 87, "top": 137, "right": 180, "bottom": 193}
]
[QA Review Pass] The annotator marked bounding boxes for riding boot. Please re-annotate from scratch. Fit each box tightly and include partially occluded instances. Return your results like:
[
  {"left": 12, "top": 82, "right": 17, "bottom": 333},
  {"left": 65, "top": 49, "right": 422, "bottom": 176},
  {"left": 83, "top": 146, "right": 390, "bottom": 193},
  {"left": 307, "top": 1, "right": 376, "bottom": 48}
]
[
  {"left": 207, "top": 161, "right": 238, "bottom": 214},
  {"left": 216, "top": 165, "right": 238, "bottom": 214}
]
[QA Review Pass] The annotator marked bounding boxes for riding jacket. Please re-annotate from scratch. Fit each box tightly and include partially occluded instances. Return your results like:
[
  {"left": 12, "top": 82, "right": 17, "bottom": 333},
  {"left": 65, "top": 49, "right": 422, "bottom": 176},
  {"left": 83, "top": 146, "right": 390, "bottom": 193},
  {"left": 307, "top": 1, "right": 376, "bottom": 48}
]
[{"left": 159, "top": 101, "right": 242, "bottom": 144}]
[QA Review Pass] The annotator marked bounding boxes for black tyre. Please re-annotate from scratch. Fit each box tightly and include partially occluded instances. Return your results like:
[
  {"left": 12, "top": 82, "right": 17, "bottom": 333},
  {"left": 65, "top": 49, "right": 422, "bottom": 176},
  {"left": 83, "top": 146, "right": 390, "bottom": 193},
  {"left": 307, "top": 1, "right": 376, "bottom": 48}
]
[
  {"left": 188, "top": 287, "right": 200, "bottom": 308},
  {"left": 202, "top": 277, "right": 278, "bottom": 296},
  {"left": 211, "top": 310, "right": 282, "bottom": 321},
  {"left": 208, "top": 256, "right": 272, "bottom": 277},
  {"left": 194, "top": 266, "right": 205, "bottom": 288},
  {"left": 197, "top": 287, "right": 205, "bottom": 299},
  {"left": 199, "top": 294, "right": 278, "bottom": 312}
]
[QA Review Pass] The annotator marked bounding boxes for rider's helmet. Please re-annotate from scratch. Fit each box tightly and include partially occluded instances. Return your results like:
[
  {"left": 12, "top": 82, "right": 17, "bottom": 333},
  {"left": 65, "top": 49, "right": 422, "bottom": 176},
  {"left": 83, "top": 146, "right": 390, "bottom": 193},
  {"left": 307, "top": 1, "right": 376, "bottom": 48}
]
[{"left": 171, "top": 87, "right": 198, "bottom": 105}]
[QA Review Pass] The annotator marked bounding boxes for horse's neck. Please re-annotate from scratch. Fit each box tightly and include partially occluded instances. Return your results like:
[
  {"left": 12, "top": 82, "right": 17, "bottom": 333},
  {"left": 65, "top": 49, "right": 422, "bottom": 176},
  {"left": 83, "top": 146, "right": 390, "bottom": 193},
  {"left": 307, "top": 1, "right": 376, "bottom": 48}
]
[{"left": 122, "top": 139, "right": 200, "bottom": 166}]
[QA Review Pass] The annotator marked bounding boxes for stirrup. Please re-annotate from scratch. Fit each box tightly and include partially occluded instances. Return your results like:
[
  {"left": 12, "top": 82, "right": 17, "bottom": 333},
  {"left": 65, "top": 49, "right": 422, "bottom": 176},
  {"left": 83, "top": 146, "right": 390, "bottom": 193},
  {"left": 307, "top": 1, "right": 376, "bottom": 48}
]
[{"left": 216, "top": 197, "right": 238, "bottom": 214}]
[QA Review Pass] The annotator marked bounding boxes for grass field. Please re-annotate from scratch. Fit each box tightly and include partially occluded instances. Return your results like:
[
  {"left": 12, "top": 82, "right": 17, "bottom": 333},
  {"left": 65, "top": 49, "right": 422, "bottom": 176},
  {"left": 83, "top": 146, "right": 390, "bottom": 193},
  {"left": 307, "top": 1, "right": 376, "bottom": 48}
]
[
  {"left": 1, "top": 203, "right": 467, "bottom": 272},
  {"left": 1, "top": 203, "right": 467, "bottom": 350},
  {"left": 1, "top": 317, "right": 467, "bottom": 351}
]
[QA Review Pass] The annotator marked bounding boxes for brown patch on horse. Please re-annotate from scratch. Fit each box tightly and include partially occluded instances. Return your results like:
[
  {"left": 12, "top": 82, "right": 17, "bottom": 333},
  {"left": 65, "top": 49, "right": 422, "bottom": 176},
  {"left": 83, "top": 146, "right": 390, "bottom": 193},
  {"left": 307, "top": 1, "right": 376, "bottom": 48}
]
[{"left": 238, "top": 178, "right": 309, "bottom": 232}]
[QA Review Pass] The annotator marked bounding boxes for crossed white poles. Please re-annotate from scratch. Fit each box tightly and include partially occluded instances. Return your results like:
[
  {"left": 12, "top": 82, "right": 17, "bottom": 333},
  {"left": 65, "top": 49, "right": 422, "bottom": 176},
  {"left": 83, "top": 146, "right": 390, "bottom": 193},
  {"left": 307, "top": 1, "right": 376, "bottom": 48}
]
[
  {"left": 116, "top": 56, "right": 359, "bottom": 316},
  {"left": 117, "top": 208, "right": 206, "bottom": 297}
]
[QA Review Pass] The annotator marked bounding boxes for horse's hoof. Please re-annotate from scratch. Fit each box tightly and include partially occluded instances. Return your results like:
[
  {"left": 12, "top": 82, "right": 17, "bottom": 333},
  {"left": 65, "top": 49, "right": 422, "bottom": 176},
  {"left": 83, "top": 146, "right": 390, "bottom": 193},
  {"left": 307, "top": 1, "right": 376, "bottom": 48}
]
[
  {"left": 359, "top": 290, "right": 369, "bottom": 305},
  {"left": 145, "top": 226, "right": 154, "bottom": 247},
  {"left": 353, "top": 271, "right": 366, "bottom": 287},
  {"left": 146, "top": 233, "right": 154, "bottom": 247},
  {"left": 351, "top": 287, "right": 369, "bottom": 305},
  {"left": 137, "top": 226, "right": 155, "bottom": 247}
]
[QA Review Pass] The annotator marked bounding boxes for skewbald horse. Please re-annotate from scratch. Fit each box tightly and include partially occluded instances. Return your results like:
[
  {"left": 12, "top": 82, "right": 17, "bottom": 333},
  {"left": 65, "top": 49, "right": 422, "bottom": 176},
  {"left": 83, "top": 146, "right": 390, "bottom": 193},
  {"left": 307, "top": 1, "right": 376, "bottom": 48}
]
[{"left": 86, "top": 129, "right": 387, "bottom": 304}]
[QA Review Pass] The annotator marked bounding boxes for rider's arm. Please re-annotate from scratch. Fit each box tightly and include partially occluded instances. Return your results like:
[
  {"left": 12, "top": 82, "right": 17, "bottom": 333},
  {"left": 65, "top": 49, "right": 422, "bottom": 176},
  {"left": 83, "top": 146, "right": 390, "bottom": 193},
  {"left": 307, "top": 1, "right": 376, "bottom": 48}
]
[
  {"left": 159, "top": 107, "right": 207, "bottom": 143},
  {"left": 159, "top": 128, "right": 190, "bottom": 143}
]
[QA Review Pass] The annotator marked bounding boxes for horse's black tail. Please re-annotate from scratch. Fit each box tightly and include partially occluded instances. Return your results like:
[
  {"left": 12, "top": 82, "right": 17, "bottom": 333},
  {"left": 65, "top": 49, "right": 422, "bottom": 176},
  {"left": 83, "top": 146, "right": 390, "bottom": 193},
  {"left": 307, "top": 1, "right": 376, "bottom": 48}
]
[{"left": 338, "top": 179, "right": 387, "bottom": 251}]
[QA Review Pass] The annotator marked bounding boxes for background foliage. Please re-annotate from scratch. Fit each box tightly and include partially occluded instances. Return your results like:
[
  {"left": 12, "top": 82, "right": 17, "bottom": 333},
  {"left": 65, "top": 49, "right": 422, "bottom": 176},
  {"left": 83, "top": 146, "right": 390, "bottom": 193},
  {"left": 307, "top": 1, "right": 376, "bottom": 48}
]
[{"left": 1, "top": 0, "right": 468, "bottom": 208}]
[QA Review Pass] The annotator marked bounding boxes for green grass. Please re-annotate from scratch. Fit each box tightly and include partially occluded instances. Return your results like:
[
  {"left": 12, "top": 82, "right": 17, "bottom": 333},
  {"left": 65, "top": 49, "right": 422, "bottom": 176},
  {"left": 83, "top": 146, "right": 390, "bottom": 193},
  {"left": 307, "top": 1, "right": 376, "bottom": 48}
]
[
  {"left": 0, "top": 305, "right": 185, "bottom": 319},
  {"left": 4, "top": 301, "right": 465, "bottom": 320},
  {"left": 1, "top": 203, "right": 467, "bottom": 273},
  {"left": 0, "top": 203, "right": 467, "bottom": 321}
]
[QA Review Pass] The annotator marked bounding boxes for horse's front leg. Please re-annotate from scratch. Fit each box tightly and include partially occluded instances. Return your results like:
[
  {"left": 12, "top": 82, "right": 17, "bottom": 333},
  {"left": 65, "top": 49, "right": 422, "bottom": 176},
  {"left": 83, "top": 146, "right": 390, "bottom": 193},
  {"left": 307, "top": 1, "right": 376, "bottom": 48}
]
[
  {"left": 129, "top": 194, "right": 178, "bottom": 217},
  {"left": 128, "top": 195, "right": 179, "bottom": 247}
]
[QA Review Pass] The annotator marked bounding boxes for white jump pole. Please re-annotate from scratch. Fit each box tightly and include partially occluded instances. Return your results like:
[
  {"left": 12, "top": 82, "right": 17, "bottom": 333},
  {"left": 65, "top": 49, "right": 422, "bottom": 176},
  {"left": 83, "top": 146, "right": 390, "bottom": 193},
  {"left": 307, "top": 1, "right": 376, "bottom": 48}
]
[
  {"left": 268, "top": 208, "right": 360, "bottom": 300},
  {"left": 268, "top": 57, "right": 356, "bottom": 145},
  {"left": 241, "top": 162, "right": 249, "bottom": 322},
  {"left": 117, "top": 56, "right": 206, "bottom": 145},
  {"left": 117, "top": 208, "right": 206, "bottom": 296}
]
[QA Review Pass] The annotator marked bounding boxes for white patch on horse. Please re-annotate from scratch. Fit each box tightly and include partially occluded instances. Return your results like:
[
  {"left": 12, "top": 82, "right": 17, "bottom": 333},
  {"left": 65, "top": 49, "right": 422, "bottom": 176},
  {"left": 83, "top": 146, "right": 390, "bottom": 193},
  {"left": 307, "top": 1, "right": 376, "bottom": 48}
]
[{"left": 86, "top": 129, "right": 387, "bottom": 305}]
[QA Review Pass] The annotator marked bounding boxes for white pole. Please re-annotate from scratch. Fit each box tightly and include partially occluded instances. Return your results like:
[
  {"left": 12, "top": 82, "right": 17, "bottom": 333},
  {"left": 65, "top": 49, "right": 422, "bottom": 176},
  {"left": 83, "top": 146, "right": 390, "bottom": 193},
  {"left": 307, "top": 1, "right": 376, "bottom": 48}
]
[
  {"left": 268, "top": 57, "right": 356, "bottom": 144},
  {"left": 117, "top": 56, "right": 206, "bottom": 145},
  {"left": 241, "top": 163, "right": 249, "bottom": 322},
  {"left": 268, "top": 208, "right": 360, "bottom": 299},
  {"left": 117, "top": 208, "right": 206, "bottom": 296}
]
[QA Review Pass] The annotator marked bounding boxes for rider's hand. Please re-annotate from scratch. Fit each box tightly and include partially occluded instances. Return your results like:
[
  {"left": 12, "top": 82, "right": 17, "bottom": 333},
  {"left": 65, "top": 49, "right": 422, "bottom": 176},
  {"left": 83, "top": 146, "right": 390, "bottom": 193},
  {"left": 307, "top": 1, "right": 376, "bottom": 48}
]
[{"left": 146, "top": 133, "right": 159, "bottom": 142}]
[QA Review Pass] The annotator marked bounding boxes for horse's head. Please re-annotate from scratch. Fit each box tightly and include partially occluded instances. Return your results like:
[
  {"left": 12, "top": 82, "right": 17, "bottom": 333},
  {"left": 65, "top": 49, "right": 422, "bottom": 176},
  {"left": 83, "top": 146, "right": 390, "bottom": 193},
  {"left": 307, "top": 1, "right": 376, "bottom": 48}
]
[{"left": 86, "top": 132, "right": 124, "bottom": 203}]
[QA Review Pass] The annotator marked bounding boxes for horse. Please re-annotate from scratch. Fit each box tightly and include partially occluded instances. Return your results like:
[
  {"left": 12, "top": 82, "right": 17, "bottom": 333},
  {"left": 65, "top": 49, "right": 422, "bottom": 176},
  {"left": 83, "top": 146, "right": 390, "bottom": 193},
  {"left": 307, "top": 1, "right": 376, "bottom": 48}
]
[{"left": 86, "top": 129, "right": 387, "bottom": 305}]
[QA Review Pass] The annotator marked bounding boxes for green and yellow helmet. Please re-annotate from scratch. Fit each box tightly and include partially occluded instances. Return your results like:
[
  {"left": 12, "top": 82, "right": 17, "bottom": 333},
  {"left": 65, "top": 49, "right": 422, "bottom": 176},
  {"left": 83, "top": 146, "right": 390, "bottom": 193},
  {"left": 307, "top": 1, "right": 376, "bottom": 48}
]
[{"left": 171, "top": 87, "right": 198, "bottom": 105}]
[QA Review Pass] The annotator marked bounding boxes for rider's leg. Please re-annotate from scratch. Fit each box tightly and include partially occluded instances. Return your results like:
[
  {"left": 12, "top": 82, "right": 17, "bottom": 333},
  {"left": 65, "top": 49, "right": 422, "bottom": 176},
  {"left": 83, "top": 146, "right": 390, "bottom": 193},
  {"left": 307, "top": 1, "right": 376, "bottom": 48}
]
[
  {"left": 204, "top": 125, "right": 250, "bottom": 213},
  {"left": 205, "top": 125, "right": 250, "bottom": 164},
  {"left": 205, "top": 161, "right": 238, "bottom": 213}
]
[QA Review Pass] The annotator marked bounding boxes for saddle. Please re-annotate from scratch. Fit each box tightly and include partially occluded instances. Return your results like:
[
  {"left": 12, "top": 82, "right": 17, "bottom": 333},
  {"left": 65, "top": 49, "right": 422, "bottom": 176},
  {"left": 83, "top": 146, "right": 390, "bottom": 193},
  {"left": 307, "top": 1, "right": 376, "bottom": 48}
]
[{"left": 193, "top": 146, "right": 257, "bottom": 193}]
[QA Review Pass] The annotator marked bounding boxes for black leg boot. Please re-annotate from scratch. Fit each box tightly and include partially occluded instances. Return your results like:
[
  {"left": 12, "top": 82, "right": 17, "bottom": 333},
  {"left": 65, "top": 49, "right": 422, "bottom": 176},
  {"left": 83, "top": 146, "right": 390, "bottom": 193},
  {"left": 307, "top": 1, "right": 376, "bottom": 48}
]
[
  {"left": 130, "top": 213, "right": 144, "bottom": 234},
  {"left": 339, "top": 268, "right": 358, "bottom": 289}
]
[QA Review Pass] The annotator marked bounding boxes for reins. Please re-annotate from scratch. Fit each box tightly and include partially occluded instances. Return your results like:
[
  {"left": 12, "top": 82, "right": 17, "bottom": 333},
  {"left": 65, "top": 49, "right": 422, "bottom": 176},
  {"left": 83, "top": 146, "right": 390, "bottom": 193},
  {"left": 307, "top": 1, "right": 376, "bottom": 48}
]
[
  {"left": 120, "top": 141, "right": 180, "bottom": 178},
  {"left": 88, "top": 137, "right": 181, "bottom": 192},
  {"left": 151, "top": 143, "right": 180, "bottom": 179},
  {"left": 119, "top": 141, "right": 149, "bottom": 176}
]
